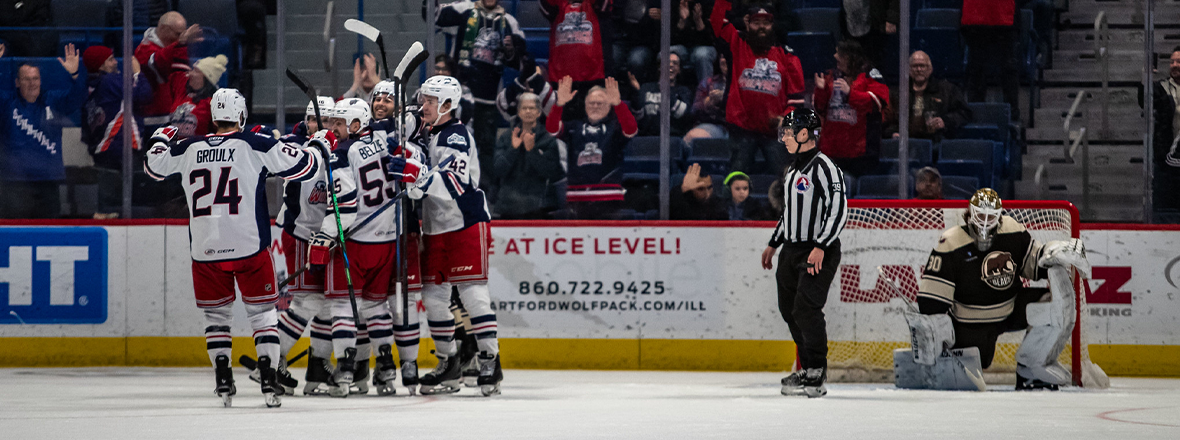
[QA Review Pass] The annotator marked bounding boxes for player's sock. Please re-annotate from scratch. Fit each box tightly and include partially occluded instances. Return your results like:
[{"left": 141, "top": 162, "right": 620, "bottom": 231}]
[
  {"left": 393, "top": 289, "right": 422, "bottom": 364},
  {"left": 423, "top": 283, "right": 458, "bottom": 356},
  {"left": 329, "top": 299, "right": 357, "bottom": 359},
  {"left": 309, "top": 312, "right": 333, "bottom": 356},
  {"left": 203, "top": 306, "right": 234, "bottom": 366},
  {"left": 458, "top": 284, "right": 499, "bottom": 356},
  {"left": 245, "top": 303, "right": 280, "bottom": 369},
  {"left": 277, "top": 292, "right": 323, "bottom": 357}
]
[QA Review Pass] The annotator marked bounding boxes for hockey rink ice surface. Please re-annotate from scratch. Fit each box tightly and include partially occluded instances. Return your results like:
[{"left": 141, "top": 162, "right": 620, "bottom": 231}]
[{"left": 1, "top": 368, "right": 1177, "bottom": 439}]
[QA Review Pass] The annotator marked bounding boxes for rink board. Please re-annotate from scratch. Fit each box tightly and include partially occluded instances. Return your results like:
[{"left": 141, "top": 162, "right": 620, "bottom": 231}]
[{"left": 1, "top": 220, "right": 1179, "bottom": 376}]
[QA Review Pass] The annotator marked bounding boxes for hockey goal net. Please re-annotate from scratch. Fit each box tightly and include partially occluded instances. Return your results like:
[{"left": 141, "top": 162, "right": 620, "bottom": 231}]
[{"left": 826, "top": 200, "right": 1105, "bottom": 386}]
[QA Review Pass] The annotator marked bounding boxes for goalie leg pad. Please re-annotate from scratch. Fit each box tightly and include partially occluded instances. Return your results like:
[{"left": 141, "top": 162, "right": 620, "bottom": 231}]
[
  {"left": 904, "top": 311, "right": 955, "bottom": 366},
  {"left": 894, "top": 347, "right": 986, "bottom": 391},
  {"left": 1016, "top": 266, "right": 1075, "bottom": 386}
]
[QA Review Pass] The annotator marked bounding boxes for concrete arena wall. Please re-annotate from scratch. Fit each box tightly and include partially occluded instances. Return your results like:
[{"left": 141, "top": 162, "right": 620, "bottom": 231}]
[{"left": 0, "top": 221, "right": 1178, "bottom": 377}]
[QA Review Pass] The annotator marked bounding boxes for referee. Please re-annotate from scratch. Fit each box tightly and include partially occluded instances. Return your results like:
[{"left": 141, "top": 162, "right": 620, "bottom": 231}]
[{"left": 760, "top": 108, "right": 849, "bottom": 398}]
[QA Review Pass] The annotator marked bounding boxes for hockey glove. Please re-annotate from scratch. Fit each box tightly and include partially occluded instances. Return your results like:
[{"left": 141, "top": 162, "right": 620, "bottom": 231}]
[
  {"left": 384, "top": 156, "right": 428, "bottom": 184},
  {"left": 308, "top": 130, "right": 338, "bottom": 154},
  {"left": 250, "top": 124, "right": 283, "bottom": 139},
  {"left": 150, "top": 126, "right": 179, "bottom": 145},
  {"left": 1038, "top": 239, "right": 1091, "bottom": 278},
  {"left": 308, "top": 232, "right": 335, "bottom": 269}
]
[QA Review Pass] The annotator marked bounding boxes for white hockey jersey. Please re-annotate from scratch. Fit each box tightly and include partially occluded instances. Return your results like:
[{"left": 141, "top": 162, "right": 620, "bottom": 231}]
[
  {"left": 414, "top": 118, "right": 491, "bottom": 235},
  {"left": 319, "top": 128, "right": 402, "bottom": 243},
  {"left": 275, "top": 130, "right": 329, "bottom": 241},
  {"left": 145, "top": 130, "right": 320, "bottom": 262}
]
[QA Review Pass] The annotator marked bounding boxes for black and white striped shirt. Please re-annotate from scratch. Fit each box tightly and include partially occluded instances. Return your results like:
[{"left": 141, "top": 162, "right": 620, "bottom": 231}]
[{"left": 768, "top": 148, "right": 849, "bottom": 250}]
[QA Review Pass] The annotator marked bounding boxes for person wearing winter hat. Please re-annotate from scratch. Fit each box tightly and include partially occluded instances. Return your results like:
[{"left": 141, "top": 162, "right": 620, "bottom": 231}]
[
  {"left": 82, "top": 45, "right": 153, "bottom": 219},
  {"left": 168, "top": 54, "right": 226, "bottom": 139}
]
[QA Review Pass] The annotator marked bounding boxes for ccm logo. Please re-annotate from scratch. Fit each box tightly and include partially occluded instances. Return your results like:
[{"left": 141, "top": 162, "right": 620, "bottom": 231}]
[{"left": 451, "top": 266, "right": 474, "bottom": 272}]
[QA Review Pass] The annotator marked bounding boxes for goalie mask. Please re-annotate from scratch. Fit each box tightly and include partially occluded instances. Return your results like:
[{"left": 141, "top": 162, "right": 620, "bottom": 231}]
[
  {"left": 966, "top": 188, "right": 1003, "bottom": 250},
  {"left": 419, "top": 75, "right": 463, "bottom": 126},
  {"left": 211, "top": 88, "right": 248, "bottom": 126}
]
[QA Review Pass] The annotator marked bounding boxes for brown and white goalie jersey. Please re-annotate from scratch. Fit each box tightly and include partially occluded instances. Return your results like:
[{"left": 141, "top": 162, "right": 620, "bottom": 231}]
[{"left": 917, "top": 216, "right": 1050, "bottom": 323}]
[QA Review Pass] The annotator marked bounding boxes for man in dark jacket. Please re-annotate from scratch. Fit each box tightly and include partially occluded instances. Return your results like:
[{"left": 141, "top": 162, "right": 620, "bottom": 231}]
[
  {"left": 671, "top": 162, "right": 727, "bottom": 220},
  {"left": 494, "top": 93, "right": 565, "bottom": 219},
  {"left": 1153, "top": 47, "right": 1180, "bottom": 223},
  {"left": 0, "top": 44, "right": 87, "bottom": 218},
  {"left": 629, "top": 52, "right": 694, "bottom": 137},
  {"left": 886, "top": 51, "right": 971, "bottom": 142}
]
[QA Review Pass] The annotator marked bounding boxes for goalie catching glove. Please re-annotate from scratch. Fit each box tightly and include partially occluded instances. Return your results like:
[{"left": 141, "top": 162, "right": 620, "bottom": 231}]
[
  {"left": 308, "top": 232, "right": 335, "bottom": 268},
  {"left": 1038, "top": 238, "right": 1091, "bottom": 278}
]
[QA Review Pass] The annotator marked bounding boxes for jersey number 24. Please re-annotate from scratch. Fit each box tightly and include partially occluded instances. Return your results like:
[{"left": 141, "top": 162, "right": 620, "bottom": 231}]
[{"left": 190, "top": 167, "right": 242, "bottom": 217}]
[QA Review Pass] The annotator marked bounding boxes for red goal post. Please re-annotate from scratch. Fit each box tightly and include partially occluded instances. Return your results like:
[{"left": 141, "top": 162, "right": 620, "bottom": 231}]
[{"left": 833, "top": 199, "right": 1100, "bottom": 386}]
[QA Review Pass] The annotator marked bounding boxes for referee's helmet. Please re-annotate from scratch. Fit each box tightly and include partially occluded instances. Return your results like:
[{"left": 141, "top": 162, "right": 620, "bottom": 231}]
[{"left": 782, "top": 108, "right": 822, "bottom": 142}]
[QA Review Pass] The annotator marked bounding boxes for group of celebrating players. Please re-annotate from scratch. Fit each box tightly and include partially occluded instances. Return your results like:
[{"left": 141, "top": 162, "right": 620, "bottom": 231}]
[{"left": 145, "top": 74, "right": 500, "bottom": 408}]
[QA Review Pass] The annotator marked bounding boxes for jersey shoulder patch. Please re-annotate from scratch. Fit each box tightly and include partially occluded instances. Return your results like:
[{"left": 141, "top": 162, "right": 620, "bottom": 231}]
[
  {"left": 440, "top": 125, "right": 472, "bottom": 152},
  {"left": 935, "top": 226, "right": 974, "bottom": 253},
  {"left": 330, "top": 140, "right": 355, "bottom": 168},
  {"left": 996, "top": 215, "right": 1027, "bottom": 235}
]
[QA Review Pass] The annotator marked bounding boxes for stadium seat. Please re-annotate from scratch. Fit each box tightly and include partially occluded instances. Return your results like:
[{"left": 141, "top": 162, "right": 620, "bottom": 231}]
[
  {"left": 54, "top": 0, "right": 113, "bottom": 50},
  {"left": 855, "top": 175, "right": 912, "bottom": 199},
  {"left": 935, "top": 160, "right": 986, "bottom": 189},
  {"left": 938, "top": 139, "right": 999, "bottom": 187},
  {"left": 787, "top": 32, "right": 836, "bottom": 78},
  {"left": 911, "top": 28, "right": 964, "bottom": 79},
  {"left": 178, "top": 0, "right": 239, "bottom": 40},
  {"left": 624, "top": 137, "right": 686, "bottom": 179},
  {"left": 880, "top": 138, "right": 934, "bottom": 165},
  {"left": 796, "top": 8, "right": 842, "bottom": 36},
  {"left": 525, "top": 35, "right": 549, "bottom": 61},
  {"left": 940, "top": 176, "right": 979, "bottom": 199},
  {"left": 802, "top": 0, "right": 841, "bottom": 7},
  {"left": 923, "top": 0, "right": 962, "bottom": 8},
  {"left": 749, "top": 174, "right": 777, "bottom": 195},
  {"left": 687, "top": 138, "right": 731, "bottom": 176},
  {"left": 916, "top": 9, "right": 961, "bottom": 29}
]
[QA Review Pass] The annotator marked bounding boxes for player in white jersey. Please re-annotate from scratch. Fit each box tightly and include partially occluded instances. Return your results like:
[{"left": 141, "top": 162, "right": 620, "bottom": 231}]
[
  {"left": 307, "top": 97, "right": 405, "bottom": 397},
  {"left": 144, "top": 88, "right": 320, "bottom": 408},
  {"left": 269, "top": 97, "right": 338, "bottom": 396},
  {"left": 389, "top": 75, "right": 501, "bottom": 396}
]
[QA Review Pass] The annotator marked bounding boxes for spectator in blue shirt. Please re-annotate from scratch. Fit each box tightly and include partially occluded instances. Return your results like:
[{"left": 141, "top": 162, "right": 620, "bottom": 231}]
[{"left": 0, "top": 44, "right": 87, "bottom": 218}]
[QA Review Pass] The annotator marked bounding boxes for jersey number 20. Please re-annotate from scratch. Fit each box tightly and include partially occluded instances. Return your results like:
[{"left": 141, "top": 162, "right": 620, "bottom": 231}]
[{"left": 190, "top": 167, "right": 242, "bottom": 217}]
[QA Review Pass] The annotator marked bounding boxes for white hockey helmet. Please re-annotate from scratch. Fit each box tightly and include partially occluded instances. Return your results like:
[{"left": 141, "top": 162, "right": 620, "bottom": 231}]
[
  {"left": 419, "top": 75, "right": 462, "bottom": 123},
  {"left": 372, "top": 80, "right": 398, "bottom": 100},
  {"left": 966, "top": 188, "right": 1003, "bottom": 249},
  {"left": 211, "top": 88, "right": 247, "bottom": 125},
  {"left": 334, "top": 98, "right": 372, "bottom": 131},
  {"left": 306, "top": 96, "right": 336, "bottom": 119}
]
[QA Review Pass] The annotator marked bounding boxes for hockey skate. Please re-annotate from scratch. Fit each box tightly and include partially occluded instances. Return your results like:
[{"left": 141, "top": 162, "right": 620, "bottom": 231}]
[
  {"left": 330, "top": 348, "right": 357, "bottom": 398},
  {"left": 418, "top": 351, "right": 461, "bottom": 395},
  {"left": 1016, "top": 373, "right": 1061, "bottom": 391},
  {"left": 214, "top": 354, "right": 236, "bottom": 408},
  {"left": 780, "top": 371, "right": 806, "bottom": 396},
  {"left": 257, "top": 356, "right": 282, "bottom": 408},
  {"left": 304, "top": 350, "right": 334, "bottom": 396},
  {"left": 476, "top": 352, "right": 503, "bottom": 396},
  {"left": 241, "top": 355, "right": 298, "bottom": 396},
  {"left": 401, "top": 359, "right": 419, "bottom": 396},
  {"left": 802, "top": 368, "right": 827, "bottom": 398},
  {"left": 458, "top": 329, "right": 479, "bottom": 387},
  {"left": 372, "top": 344, "right": 398, "bottom": 396},
  {"left": 351, "top": 359, "right": 370, "bottom": 395}
]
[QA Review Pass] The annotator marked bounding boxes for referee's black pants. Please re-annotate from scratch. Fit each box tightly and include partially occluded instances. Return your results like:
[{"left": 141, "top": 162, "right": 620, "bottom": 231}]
[{"left": 776, "top": 240, "right": 841, "bottom": 371}]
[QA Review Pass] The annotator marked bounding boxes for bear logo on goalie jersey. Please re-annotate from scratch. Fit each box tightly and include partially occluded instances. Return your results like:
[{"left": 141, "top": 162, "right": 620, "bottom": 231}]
[{"left": 980, "top": 251, "right": 1016, "bottom": 290}]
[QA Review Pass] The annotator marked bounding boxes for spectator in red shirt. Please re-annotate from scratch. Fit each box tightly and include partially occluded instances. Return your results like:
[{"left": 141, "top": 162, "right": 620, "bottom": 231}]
[
  {"left": 962, "top": 0, "right": 1019, "bottom": 121},
  {"left": 541, "top": 0, "right": 610, "bottom": 121},
  {"left": 812, "top": 40, "right": 889, "bottom": 178},
  {"left": 709, "top": 0, "right": 805, "bottom": 175},
  {"left": 135, "top": 11, "right": 202, "bottom": 126},
  {"left": 168, "top": 55, "right": 226, "bottom": 140}
]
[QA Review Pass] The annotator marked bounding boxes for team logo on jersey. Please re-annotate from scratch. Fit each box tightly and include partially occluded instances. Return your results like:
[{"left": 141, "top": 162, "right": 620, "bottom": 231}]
[
  {"left": 556, "top": 12, "right": 594, "bottom": 46},
  {"left": 794, "top": 176, "right": 811, "bottom": 193},
  {"left": 981, "top": 251, "right": 1016, "bottom": 290},
  {"left": 738, "top": 58, "right": 783, "bottom": 96},
  {"left": 308, "top": 181, "right": 328, "bottom": 205},
  {"left": 447, "top": 133, "right": 468, "bottom": 147},
  {"left": 577, "top": 142, "right": 603, "bottom": 166}
]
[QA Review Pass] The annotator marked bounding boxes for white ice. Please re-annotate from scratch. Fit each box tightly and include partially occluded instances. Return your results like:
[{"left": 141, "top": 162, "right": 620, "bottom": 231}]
[{"left": 1, "top": 368, "right": 1177, "bottom": 439}]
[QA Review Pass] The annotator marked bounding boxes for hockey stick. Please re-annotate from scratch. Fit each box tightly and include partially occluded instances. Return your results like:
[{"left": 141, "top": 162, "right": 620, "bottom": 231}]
[
  {"left": 285, "top": 68, "right": 363, "bottom": 356},
  {"left": 392, "top": 42, "right": 428, "bottom": 327},
  {"left": 240, "top": 348, "right": 310, "bottom": 372},
  {"left": 344, "top": 19, "right": 390, "bottom": 80}
]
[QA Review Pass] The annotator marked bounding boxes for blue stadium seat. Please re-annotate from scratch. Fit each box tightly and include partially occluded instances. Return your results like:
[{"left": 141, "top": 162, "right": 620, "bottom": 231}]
[
  {"left": 796, "top": 8, "right": 842, "bottom": 35},
  {"left": 787, "top": 32, "right": 836, "bottom": 78},
  {"left": 911, "top": 28, "right": 964, "bottom": 79},
  {"left": 624, "top": 136, "right": 685, "bottom": 177},
  {"left": 880, "top": 138, "right": 934, "bottom": 165},
  {"left": 525, "top": 35, "right": 549, "bottom": 61},
  {"left": 687, "top": 138, "right": 731, "bottom": 176},
  {"left": 855, "top": 175, "right": 912, "bottom": 199},
  {"left": 940, "top": 176, "right": 979, "bottom": 199},
  {"left": 802, "top": 0, "right": 842, "bottom": 7},
  {"left": 749, "top": 174, "right": 776, "bottom": 195},
  {"left": 923, "top": 0, "right": 962, "bottom": 8},
  {"left": 938, "top": 139, "right": 1000, "bottom": 187},
  {"left": 916, "top": 9, "right": 961, "bottom": 28},
  {"left": 935, "top": 160, "right": 987, "bottom": 188},
  {"left": 957, "top": 124, "right": 1003, "bottom": 143}
]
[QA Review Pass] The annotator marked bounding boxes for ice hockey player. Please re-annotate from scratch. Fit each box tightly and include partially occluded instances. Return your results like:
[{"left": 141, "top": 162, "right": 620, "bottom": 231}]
[
  {"left": 144, "top": 88, "right": 321, "bottom": 408},
  {"left": 266, "top": 96, "right": 337, "bottom": 396},
  {"left": 896, "top": 188, "right": 1106, "bottom": 391},
  {"left": 387, "top": 75, "right": 503, "bottom": 396},
  {"left": 308, "top": 97, "right": 405, "bottom": 397}
]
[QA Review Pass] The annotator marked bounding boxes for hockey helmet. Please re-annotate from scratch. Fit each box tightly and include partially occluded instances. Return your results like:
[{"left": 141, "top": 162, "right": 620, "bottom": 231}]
[
  {"left": 372, "top": 80, "right": 398, "bottom": 100},
  {"left": 966, "top": 188, "right": 1003, "bottom": 249},
  {"left": 419, "top": 75, "right": 463, "bottom": 124},
  {"left": 781, "top": 108, "right": 822, "bottom": 143},
  {"left": 306, "top": 96, "right": 336, "bottom": 119},
  {"left": 211, "top": 88, "right": 248, "bottom": 125},
  {"left": 334, "top": 98, "right": 372, "bottom": 132}
]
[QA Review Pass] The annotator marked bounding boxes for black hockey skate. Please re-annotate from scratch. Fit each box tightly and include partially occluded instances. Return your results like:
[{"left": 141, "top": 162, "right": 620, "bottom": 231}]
[
  {"left": 1016, "top": 373, "right": 1061, "bottom": 391},
  {"left": 458, "top": 329, "right": 480, "bottom": 387},
  {"left": 418, "top": 351, "right": 461, "bottom": 395},
  {"left": 351, "top": 359, "right": 370, "bottom": 395},
  {"left": 213, "top": 354, "right": 236, "bottom": 408},
  {"left": 780, "top": 371, "right": 806, "bottom": 396},
  {"left": 372, "top": 344, "right": 399, "bottom": 396},
  {"left": 401, "top": 359, "right": 419, "bottom": 395},
  {"left": 476, "top": 352, "right": 503, "bottom": 396},
  {"left": 304, "top": 349, "right": 334, "bottom": 396},
  {"left": 330, "top": 347, "right": 357, "bottom": 398},
  {"left": 802, "top": 368, "right": 827, "bottom": 398},
  {"left": 240, "top": 355, "right": 298, "bottom": 396},
  {"left": 256, "top": 356, "right": 282, "bottom": 408}
]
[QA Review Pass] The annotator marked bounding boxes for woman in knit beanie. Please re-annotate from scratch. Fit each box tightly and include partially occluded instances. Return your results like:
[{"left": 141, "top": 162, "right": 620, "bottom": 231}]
[{"left": 168, "top": 54, "right": 227, "bottom": 139}]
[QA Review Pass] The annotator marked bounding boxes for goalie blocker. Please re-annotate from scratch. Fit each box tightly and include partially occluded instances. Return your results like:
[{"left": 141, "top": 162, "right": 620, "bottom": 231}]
[{"left": 895, "top": 189, "right": 1108, "bottom": 391}]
